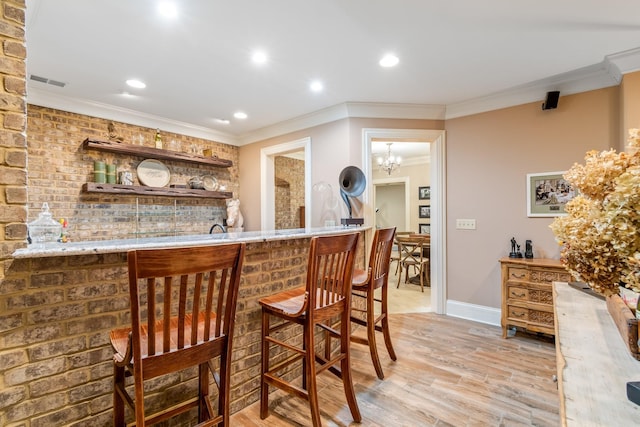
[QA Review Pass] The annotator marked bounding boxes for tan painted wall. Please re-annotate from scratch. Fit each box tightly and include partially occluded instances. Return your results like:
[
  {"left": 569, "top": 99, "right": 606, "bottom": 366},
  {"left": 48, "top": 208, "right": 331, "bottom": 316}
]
[
  {"left": 238, "top": 119, "right": 350, "bottom": 230},
  {"left": 445, "top": 86, "right": 620, "bottom": 307},
  {"left": 621, "top": 71, "right": 640, "bottom": 150},
  {"left": 239, "top": 118, "right": 444, "bottom": 231}
]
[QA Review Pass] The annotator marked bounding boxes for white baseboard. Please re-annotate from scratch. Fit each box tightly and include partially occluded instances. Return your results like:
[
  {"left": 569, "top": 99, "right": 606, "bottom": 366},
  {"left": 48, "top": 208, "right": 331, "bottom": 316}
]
[{"left": 446, "top": 300, "right": 501, "bottom": 327}]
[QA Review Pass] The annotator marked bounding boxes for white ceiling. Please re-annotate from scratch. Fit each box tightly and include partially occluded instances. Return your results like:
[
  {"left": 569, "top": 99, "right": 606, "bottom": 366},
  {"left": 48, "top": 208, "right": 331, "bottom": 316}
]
[{"left": 25, "top": 1, "right": 640, "bottom": 146}]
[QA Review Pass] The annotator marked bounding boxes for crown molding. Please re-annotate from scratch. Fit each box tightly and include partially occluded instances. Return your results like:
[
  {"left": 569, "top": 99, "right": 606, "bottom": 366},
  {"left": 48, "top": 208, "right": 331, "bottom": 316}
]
[
  {"left": 445, "top": 48, "right": 640, "bottom": 120},
  {"left": 238, "top": 102, "right": 446, "bottom": 145},
  {"left": 606, "top": 46, "right": 640, "bottom": 75},
  {"left": 445, "top": 62, "right": 620, "bottom": 119},
  {"left": 27, "top": 87, "right": 240, "bottom": 145}
]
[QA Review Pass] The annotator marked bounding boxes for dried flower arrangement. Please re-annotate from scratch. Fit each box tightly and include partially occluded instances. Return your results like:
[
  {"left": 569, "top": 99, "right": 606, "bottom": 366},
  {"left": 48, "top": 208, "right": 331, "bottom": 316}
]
[{"left": 550, "top": 129, "right": 640, "bottom": 295}]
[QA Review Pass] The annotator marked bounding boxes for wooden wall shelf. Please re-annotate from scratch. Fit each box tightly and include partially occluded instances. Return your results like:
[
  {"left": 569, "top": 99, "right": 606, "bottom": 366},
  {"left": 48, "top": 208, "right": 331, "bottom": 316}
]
[
  {"left": 82, "top": 138, "right": 233, "bottom": 168},
  {"left": 83, "top": 182, "right": 232, "bottom": 199}
]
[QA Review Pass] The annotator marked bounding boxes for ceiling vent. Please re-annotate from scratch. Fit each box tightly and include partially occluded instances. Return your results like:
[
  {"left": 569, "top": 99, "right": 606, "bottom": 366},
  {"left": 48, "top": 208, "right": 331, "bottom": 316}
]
[{"left": 30, "top": 74, "right": 66, "bottom": 87}]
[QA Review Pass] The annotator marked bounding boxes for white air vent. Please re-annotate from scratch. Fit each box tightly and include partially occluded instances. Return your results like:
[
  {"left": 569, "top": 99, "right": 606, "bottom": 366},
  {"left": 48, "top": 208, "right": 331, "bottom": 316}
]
[{"left": 30, "top": 74, "right": 66, "bottom": 87}]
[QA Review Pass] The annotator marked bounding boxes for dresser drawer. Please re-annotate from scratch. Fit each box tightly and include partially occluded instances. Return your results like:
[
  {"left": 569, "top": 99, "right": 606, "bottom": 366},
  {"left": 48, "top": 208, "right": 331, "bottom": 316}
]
[
  {"left": 507, "top": 267, "right": 529, "bottom": 281},
  {"left": 507, "top": 306, "right": 554, "bottom": 327},
  {"left": 530, "top": 268, "right": 572, "bottom": 284},
  {"left": 508, "top": 306, "right": 528, "bottom": 321},
  {"left": 508, "top": 286, "right": 529, "bottom": 301}
]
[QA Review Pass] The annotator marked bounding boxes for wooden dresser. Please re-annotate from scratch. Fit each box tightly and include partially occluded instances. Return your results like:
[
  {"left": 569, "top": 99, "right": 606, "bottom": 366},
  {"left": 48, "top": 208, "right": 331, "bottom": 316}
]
[{"left": 500, "top": 257, "right": 571, "bottom": 338}]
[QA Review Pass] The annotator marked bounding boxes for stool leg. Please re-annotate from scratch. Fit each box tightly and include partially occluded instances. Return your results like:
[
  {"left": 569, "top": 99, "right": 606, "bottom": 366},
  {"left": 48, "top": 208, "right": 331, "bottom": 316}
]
[
  {"left": 260, "top": 310, "right": 270, "bottom": 420},
  {"left": 198, "top": 363, "right": 209, "bottom": 422},
  {"left": 366, "top": 289, "right": 384, "bottom": 380},
  {"left": 113, "top": 364, "right": 125, "bottom": 427},
  {"left": 380, "top": 283, "right": 397, "bottom": 361},
  {"left": 340, "top": 318, "right": 362, "bottom": 423},
  {"left": 306, "top": 322, "right": 321, "bottom": 427},
  {"left": 220, "top": 343, "right": 233, "bottom": 426}
]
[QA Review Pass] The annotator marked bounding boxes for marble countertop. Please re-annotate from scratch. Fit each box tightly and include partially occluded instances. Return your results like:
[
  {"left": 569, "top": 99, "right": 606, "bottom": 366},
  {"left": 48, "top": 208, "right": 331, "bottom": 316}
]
[{"left": 13, "top": 226, "right": 369, "bottom": 259}]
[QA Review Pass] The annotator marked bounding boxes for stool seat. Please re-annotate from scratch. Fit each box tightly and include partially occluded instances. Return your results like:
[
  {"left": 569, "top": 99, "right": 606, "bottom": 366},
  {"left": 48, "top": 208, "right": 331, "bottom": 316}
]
[
  {"left": 351, "top": 269, "right": 369, "bottom": 288},
  {"left": 110, "top": 312, "right": 219, "bottom": 363}
]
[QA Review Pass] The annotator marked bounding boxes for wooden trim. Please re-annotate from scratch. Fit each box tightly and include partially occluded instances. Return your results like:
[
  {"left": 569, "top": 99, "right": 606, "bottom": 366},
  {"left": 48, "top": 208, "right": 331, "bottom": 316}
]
[{"left": 83, "top": 138, "right": 233, "bottom": 167}]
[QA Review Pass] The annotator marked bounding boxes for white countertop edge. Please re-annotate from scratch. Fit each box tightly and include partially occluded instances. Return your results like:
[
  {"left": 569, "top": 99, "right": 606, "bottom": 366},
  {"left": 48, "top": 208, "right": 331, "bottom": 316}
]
[{"left": 13, "top": 226, "right": 370, "bottom": 258}]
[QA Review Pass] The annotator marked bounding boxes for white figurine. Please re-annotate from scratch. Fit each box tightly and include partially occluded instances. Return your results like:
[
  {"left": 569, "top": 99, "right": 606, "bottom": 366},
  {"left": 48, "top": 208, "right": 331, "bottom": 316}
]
[{"left": 226, "top": 198, "right": 244, "bottom": 229}]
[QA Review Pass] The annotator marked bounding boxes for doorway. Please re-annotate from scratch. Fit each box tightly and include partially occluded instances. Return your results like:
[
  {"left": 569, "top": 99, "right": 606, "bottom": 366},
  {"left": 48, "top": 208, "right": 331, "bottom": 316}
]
[
  {"left": 362, "top": 128, "right": 447, "bottom": 315},
  {"left": 260, "top": 138, "right": 311, "bottom": 231}
]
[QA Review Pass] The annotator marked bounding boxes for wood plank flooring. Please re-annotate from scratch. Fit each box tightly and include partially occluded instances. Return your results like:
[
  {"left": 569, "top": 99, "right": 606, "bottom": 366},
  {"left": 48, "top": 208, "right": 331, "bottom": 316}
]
[{"left": 230, "top": 313, "right": 559, "bottom": 426}]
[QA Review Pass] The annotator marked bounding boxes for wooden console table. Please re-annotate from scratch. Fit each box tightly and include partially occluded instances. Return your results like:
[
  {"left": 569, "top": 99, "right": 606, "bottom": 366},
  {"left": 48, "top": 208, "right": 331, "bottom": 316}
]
[{"left": 554, "top": 282, "right": 640, "bottom": 426}]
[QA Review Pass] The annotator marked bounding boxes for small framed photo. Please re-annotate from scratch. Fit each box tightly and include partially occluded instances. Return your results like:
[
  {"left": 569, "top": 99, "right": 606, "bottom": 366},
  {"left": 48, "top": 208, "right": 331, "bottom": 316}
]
[
  {"left": 527, "top": 171, "right": 577, "bottom": 217},
  {"left": 419, "top": 224, "right": 430, "bottom": 234},
  {"left": 418, "top": 186, "right": 431, "bottom": 200},
  {"left": 419, "top": 205, "right": 430, "bottom": 219}
]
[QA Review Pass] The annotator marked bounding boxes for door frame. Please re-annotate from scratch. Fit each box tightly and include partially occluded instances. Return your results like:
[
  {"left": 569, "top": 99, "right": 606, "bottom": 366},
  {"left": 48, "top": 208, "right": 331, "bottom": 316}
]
[
  {"left": 362, "top": 128, "right": 447, "bottom": 315},
  {"left": 260, "top": 137, "right": 312, "bottom": 231}
]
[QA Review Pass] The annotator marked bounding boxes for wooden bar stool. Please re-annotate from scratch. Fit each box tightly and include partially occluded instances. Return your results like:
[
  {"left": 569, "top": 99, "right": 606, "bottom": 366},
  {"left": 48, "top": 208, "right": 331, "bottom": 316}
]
[
  {"left": 350, "top": 227, "right": 397, "bottom": 379},
  {"left": 259, "top": 233, "right": 361, "bottom": 427},
  {"left": 110, "top": 243, "right": 245, "bottom": 426}
]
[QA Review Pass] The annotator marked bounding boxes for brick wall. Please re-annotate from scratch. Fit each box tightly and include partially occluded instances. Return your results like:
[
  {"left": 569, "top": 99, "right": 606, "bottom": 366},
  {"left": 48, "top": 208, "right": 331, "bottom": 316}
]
[
  {"left": 26, "top": 105, "right": 240, "bottom": 241},
  {"left": 0, "top": 0, "right": 27, "bottom": 260},
  {"left": 0, "top": 233, "right": 364, "bottom": 426},
  {"left": 274, "top": 156, "right": 305, "bottom": 230}
]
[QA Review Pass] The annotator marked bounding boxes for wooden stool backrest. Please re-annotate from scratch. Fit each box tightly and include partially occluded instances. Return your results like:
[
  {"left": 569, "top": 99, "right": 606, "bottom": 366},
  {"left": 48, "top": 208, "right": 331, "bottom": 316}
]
[
  {"left": 126, "top": 243, "right": 245, "bottom": 377},
  {"left": 305, "top": 233, "right": 359, "bottom": 322},
  {"left": 368, "top": 227, "right": 396, "bottom": 291}
]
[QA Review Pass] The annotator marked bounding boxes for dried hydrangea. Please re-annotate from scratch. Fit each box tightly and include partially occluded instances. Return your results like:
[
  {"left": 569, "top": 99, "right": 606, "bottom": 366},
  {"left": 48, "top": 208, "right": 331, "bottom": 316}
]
[{"left": 550, "top": 129, "right": 640, "bottom": 295}]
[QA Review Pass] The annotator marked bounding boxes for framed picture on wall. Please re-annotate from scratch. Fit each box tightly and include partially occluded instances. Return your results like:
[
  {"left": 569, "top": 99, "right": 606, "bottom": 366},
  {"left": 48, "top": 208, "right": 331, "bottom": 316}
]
[
  {"left": 418, "top": 186, "right": 431, "bottom": 200},
  {"left": 526, "top": 171, "right": 577, "bottom": 217},
  {"left": 419, "top": 205, "right": 430, "bottom": 218},
  {"left": 419, "top": 224, "right": 430, "bottom": 234}
]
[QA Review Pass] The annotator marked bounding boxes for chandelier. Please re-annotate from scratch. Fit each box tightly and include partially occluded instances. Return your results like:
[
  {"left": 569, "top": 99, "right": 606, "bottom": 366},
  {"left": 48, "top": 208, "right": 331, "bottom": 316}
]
[{"left": 377, "top": 143, "right": 401, "bottom": 175}]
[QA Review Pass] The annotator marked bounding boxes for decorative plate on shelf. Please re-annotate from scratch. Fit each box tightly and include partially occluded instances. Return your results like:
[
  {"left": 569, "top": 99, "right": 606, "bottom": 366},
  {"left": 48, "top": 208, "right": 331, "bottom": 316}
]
[
  {"left": 202, "top": 175, "right": 219, "bottom": 191},
  {"left": 137, "top": 159, "right": 170, "bottom": 187}
]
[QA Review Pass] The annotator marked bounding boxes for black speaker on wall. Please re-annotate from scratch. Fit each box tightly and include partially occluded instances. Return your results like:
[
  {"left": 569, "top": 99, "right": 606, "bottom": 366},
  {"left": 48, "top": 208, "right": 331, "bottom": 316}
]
[{"left": 542, "top": 91, "right": 560, "bottom": 110}]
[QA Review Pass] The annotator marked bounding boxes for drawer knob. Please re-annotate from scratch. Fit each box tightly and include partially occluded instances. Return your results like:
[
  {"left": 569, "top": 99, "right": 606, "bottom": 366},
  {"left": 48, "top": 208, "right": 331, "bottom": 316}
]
[
  {"left": 511, "top": 292, "right": 526, "bottom": 298},
  {"left": 512, "top": 311, "right": 525, "bottom": 317},
  {"left": 511, "top": 272, "right": 526, "bottom": 279}
]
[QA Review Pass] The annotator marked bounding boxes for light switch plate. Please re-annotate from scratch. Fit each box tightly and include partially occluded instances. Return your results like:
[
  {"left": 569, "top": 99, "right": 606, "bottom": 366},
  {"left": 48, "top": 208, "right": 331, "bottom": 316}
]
[{"left": 456, "top": 219, "right": 476, "bottom": 230}]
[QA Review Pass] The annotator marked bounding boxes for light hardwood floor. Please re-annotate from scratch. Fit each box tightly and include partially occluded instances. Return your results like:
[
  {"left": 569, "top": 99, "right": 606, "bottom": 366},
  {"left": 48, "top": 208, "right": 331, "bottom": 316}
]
[
  {"left": 230, "top": 313, "right": 559, "bottom": 426},
  {"left": 387, "top": 269, "right": 432, "bottom": 314}
]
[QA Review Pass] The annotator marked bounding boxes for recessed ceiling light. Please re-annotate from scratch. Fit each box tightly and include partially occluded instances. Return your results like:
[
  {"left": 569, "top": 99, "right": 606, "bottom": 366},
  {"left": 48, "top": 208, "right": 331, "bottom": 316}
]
[
  {"left": 234, "top": 112, "right": 248, "bottom": 119},
  {"left": 126, "top": 79, "right": 146, "bottom": 89},
  {"left": 379, "top": 54, "right": 399, "bottom": 68},
  {"left": 215, "top": 118, "right": 230, "bottom": 125},
  {"left": 252, "top": 51, "right": 268, "bottom": 64},
  {"left": 310, "top": 80, "right": 324, "bottom": 92},
  {"left": 158, "top": 1, "right": 178, "bottom": 19}
]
